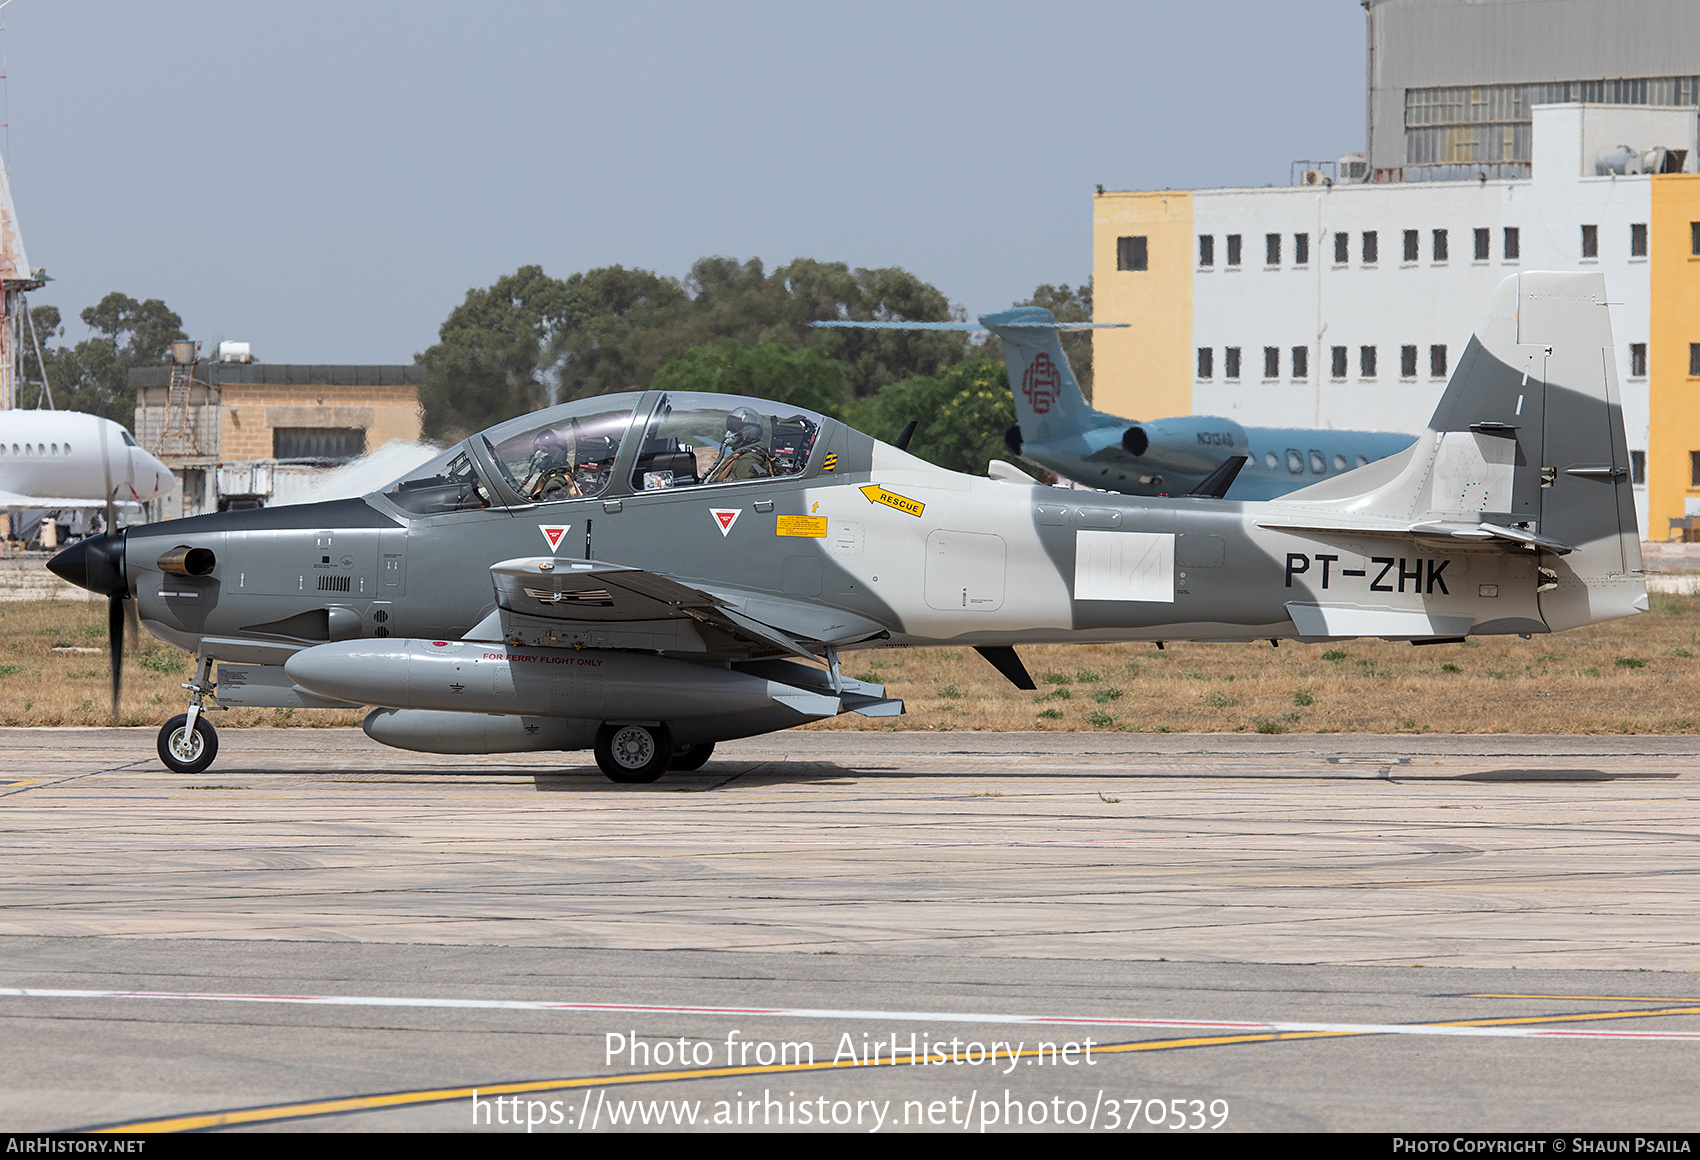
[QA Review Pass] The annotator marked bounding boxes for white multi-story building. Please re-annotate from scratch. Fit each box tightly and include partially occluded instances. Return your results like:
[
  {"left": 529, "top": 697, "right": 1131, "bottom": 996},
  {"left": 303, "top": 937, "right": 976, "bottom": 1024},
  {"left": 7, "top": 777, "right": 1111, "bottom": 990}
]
[{"left": 1093, "top": 104, "right": 1700, "bottom": 539}]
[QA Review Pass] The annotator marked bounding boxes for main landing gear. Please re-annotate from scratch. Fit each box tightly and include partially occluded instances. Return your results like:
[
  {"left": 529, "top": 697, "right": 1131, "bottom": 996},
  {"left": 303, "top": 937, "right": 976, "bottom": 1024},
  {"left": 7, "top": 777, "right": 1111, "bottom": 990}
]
[
  {"left": 157, "top": 655, "right": 220, "bottom": 775},
  {"left": 591, "top": 724, "right": 717, "bottom": 783}
]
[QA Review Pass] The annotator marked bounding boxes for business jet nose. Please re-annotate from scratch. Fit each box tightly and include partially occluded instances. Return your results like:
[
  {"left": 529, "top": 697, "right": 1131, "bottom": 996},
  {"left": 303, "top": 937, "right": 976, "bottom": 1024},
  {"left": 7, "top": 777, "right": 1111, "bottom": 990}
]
[{"left": 47, "top": 532, "right": 127, "bottom": 596}]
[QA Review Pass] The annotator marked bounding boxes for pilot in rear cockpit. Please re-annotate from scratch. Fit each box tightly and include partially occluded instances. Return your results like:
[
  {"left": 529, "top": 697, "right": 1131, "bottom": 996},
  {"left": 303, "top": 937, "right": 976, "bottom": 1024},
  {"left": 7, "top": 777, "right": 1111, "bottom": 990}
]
[{"left": 703, "top": 406, "right": 777, "bottom": 483}]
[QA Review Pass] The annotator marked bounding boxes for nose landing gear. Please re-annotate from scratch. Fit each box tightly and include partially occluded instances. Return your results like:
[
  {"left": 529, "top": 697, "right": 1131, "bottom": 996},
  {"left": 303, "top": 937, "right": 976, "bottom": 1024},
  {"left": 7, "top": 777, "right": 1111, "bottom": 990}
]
[{"left": 157, "top": 655, "right": 221, "bottom": 775}]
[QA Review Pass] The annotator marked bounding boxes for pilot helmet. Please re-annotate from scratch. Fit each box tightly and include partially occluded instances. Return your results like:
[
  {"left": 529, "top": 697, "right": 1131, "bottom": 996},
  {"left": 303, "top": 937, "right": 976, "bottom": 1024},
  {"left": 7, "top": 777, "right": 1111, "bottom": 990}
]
[{"left": 725, "top": 406, "right": 764, "bottom": 448}]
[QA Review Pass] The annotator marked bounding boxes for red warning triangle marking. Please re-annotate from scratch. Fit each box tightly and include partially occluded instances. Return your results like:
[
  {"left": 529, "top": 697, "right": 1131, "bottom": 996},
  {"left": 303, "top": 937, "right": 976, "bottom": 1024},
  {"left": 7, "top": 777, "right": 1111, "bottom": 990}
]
[
  {"left": 539, "top": 524, "right": 570, "bottom": 552},
  {"left": 710, "top": 508, "right": 741, "bottom": 537}
]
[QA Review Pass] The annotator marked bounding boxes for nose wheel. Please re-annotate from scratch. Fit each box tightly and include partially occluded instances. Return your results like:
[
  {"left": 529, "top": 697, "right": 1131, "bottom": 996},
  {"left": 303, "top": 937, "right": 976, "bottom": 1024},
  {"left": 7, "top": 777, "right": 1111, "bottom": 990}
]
[
  {"left": 593, "top": 722, "right": 673, "bottom": 783},
  {"left": 157, "top": 654, "right": 221, "bottom": 775}
]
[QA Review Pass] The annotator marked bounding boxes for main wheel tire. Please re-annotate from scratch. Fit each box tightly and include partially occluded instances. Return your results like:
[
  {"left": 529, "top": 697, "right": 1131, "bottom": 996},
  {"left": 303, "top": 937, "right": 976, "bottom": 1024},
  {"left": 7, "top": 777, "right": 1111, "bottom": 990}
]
[
  {"left": 594, "top": 722, "right": 673, "bottom": 784},
  {"left": 669, "top": 741, "right": 715, "bottom": 771},
  {"left": 157, "top": 714, "right": 218, "bottom": 775}
]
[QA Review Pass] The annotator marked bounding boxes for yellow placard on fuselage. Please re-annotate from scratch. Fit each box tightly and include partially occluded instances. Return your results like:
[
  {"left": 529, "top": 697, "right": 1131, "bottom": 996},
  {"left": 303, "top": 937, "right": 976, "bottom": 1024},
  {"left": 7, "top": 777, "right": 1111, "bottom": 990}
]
[
  {"left": 776, "top": 514, "right": 829, "bottom": 537},
  {"left": 859, "top": 484, "right": 925, "bottom": 517}
]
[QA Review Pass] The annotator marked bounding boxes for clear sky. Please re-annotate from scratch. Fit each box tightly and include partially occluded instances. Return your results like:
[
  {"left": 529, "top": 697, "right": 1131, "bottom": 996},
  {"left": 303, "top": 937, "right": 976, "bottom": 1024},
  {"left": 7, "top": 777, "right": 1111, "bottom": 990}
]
[{"left": 2, "top": 1, "right": 1364, "bottom": 364}]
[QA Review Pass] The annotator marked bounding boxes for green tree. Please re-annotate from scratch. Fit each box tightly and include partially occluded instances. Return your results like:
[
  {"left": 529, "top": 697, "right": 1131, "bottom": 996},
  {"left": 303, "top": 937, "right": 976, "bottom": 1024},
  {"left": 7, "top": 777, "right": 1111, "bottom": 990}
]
[
  {"left": 25, "top": 294, "right": 185, "bottom": 421},
  {"left": 842, "top": 354, "right": 1022, "bottom": 476},
  {"left": 650, "top": 339, "right": 850, "bottom": 417}
]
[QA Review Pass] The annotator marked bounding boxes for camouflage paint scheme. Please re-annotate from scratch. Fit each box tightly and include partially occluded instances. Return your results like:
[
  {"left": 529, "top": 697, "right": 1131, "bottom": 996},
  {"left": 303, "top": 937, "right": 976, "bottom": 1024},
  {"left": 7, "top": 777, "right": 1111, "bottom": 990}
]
[{"left": 50, "top": 273, "right": 1645, "bottom": 768}]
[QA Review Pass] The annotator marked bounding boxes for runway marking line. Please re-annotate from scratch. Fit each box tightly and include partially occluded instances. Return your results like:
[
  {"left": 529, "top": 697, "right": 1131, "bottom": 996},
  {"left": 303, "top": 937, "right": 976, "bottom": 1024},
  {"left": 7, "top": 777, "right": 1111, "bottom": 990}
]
[{"left": 69, "top": 996, "right": 1700, "bottom": 1133}]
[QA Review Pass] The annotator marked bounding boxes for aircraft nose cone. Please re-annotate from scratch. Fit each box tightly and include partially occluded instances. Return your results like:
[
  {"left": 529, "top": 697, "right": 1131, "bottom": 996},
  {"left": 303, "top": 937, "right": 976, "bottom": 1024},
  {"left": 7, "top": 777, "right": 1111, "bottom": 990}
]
[{"left": 47, "top": 532, "right": 126, "bottom": 596}]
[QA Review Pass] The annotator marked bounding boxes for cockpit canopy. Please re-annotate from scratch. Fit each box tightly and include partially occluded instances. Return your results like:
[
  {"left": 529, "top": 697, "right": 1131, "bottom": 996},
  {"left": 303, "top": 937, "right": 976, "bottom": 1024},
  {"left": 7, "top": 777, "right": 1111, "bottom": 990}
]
[{"left": 379, "top": 391, "right": 827, "bottom": 515}]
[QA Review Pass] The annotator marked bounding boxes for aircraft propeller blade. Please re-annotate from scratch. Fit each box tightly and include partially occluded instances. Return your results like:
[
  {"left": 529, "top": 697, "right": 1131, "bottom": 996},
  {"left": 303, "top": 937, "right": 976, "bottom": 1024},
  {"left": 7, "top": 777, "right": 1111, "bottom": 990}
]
[{"left": 108, "top": 590, "right": 125, "bottom": 723}]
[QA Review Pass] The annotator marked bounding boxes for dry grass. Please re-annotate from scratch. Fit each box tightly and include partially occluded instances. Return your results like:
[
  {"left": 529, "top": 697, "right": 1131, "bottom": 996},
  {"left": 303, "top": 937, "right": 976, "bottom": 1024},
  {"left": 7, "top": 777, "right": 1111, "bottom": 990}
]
[{"left": 1, "top": 595, "right": 1696, "bottom": 733}]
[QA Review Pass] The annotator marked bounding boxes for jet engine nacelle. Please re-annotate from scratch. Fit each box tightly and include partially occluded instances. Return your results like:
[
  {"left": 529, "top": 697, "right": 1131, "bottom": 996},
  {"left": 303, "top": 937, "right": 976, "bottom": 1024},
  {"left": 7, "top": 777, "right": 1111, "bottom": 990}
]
[
  {"left": 284, "top": 638, "right": 843, "bottom": 721},
  {"left": 1120, "top": 416, "right": 1249, "bottom": 476}
]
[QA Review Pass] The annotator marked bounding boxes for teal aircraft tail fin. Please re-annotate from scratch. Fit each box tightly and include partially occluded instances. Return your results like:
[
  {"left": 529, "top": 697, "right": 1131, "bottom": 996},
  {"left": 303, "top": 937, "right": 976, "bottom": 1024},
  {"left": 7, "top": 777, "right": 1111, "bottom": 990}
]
[{"left": 977, "top": 307, "right": 1100, "bottom": 447}]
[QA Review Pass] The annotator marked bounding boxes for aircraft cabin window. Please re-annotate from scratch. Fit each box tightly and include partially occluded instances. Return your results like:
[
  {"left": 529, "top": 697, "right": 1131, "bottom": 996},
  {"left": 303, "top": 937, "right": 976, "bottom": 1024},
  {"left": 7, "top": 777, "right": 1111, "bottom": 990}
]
[
  {"left": 1286, "top": 449, "right": 1304, "bottom": 475},
  {"left": 1264, "top": 451, "right": 1279, "bottom": 470},
  {"left": 486, "top": 398, "right": 639, "bottom": 500},
  {"left": 1333, "top": 453, "right": 1348, "bottom": 472},
  {"left": 1309, "top": 450, "right": 1327, "bottom": 474},
  {"left": 1356, "top": 455, "right": 1369, "bottom": 468},
  {"left": 631, "top": 392, "right": 821, "bottom": 491}
]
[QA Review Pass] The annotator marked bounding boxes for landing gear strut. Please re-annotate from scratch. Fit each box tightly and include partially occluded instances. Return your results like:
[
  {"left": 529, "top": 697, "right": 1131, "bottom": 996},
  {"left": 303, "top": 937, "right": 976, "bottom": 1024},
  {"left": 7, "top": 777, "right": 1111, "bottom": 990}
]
[{"left": 157, "top": 656, "right": 220, "bottom": 775}]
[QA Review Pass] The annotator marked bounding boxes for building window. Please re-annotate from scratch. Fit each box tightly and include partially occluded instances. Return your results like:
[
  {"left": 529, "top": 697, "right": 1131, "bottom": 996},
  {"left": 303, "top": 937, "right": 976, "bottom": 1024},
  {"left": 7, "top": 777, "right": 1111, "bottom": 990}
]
[
  {"left": 1294, "top": 233, "right": 1310, "bottom": 265},
  {"left": 1631, "top": 223, "right": 1648, "bottom": 257},
  {"left": 1403, "top": 229, "right": 1419, "bottom": 262},
  {"left": 1474, "top": 227, "right": 1490, "bottom": 261},
  {"left": 1433, "top": 229, "right": 1448, "bottom": 262},
  {"left": 1265, "top": 233, "right": 1281, "bottom": 266},
  {"left": 1292, "top": 345, "right": 1308, "bottom": 378},
  {"left": 274, "top": 427, "right": 366, "bottom": 462},
  {"left": 1691, "top": 343, "right": 1700, "bottom": 377},
  {"left": 1581, "top": 224, "right": 1598, "bottom": 259},
  {"left": 1264, "top": 346, "right": 1280, "bottom": 378},
  {"left": 1362, "top": 231, "right": 1379, "bottom": 264},
  {"left": 1692, "top": 222, "right": 1700, "bottom": 256},
  {"left": 1333, "top": 232, "right": 1349, "bottom": 264},
  {"left": 1631, "top": 450, "right": 1646, "bottom": 486},
  {"left": 1226, "top": 234, "right": 1242, "bottom": 266},
  {"left": 1197, "top": 347, "right": 1213, "bottom": 378},
  {"left": 1116, "top": 236, "right": 1148, "bottom": 271},
  {"left": 1505, "top": 227, "right": 1520, "bottom": 261},
  {"left": 1431, "top": 344, "right": 1447, "bottom": 378},
  {"left": 1225, "top": 347, "right": 1241, "bottom": 379},
  {"left": 1691, "top": 450, "right": 1700, "bottom": 488},
  {"left": 1199, "top": 235, "right": 1214, "bottom": 266},
  {"left": 1331, "top": 346, "right": 1348, "bottom": 378},
  {"left": 1401, "top": 345, "right": 1418, "bottom": 378},
  {"left": 1361, "top": 346, "right": 1377, "bottom": 378},
  {"left": 1630, "top": 343, "right": 1647, "bottom": 377}
]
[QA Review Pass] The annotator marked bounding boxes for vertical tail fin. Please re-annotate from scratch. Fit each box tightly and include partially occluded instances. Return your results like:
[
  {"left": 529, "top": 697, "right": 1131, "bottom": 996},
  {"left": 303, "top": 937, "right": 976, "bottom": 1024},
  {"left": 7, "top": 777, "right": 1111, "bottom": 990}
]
[
  {"left": 979, "top": 308, "right": 1100, "bottom": 446},
  {"left": 1278, "top": 272, "right": 1643, "bottom": 628}
]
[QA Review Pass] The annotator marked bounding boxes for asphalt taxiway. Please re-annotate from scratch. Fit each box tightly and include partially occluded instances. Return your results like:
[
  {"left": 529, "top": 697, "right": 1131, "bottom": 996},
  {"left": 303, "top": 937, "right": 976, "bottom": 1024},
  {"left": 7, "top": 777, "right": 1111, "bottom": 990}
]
[{"left": 0, "top": 727, "right": 1696, "bottom": 1132}]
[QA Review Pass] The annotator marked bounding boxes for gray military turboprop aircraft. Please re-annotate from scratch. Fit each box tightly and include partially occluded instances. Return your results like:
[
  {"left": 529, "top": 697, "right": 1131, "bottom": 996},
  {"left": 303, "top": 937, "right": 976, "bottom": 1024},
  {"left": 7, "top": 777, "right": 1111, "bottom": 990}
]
[
  {"left": 48, "top": 272, "right": 1643, "bottom": 782},
  {"left": 817, "top": 309, "right": 1417, "bottom": 499}
]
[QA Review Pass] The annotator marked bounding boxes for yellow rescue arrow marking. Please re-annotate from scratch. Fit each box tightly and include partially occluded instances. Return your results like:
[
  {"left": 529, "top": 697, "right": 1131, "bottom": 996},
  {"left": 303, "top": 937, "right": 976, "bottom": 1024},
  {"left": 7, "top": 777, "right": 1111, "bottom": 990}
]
[{"left": 859, "top": 484, "right": 924, "bottom": 517}]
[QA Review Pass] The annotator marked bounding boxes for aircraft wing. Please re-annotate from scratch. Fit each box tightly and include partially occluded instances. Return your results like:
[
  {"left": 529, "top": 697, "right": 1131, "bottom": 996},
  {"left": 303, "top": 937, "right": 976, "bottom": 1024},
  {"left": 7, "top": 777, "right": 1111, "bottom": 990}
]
[{"left": 482, "top": 558, "right": 887, "bottom": 660}]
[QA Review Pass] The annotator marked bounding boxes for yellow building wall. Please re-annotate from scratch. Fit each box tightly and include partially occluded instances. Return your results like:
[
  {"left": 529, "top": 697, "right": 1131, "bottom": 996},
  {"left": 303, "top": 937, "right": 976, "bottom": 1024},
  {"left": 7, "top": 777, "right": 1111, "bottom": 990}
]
[
  {"left": 1091, "top": 191, "right": 1193, "bottom": 420},
  {"left": 1648, "top": 174, "right": 1700, "bottom": 539},
  {"left": 218, "top": 383, "right": 423, "bottom": 461}
]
